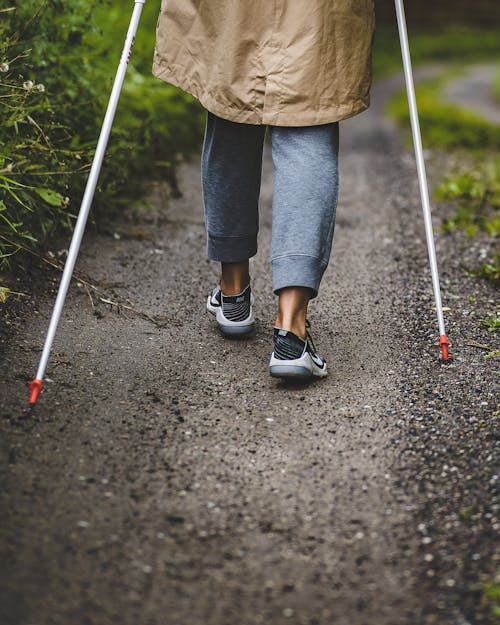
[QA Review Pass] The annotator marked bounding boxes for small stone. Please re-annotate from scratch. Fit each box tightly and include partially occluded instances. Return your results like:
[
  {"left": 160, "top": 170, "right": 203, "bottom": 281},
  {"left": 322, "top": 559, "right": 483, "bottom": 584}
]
[
  {"left": 283, "top": 608, "right": 294, "bottom": 618},
  {"left": 77, "top": 520, "right": 89, "bottom": 528},
  {"left": 445, "top": 578, "right": 456, "bottom": 588}
]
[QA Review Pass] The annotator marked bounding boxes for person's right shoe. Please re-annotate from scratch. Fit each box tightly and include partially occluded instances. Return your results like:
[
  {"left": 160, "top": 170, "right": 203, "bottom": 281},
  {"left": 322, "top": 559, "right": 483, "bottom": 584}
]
[
  {"left": 269, "top": 323, "right": 327, "bottom": 380},
  {"left": 206, "top": 284, "right": 255, "bottom": 336}
]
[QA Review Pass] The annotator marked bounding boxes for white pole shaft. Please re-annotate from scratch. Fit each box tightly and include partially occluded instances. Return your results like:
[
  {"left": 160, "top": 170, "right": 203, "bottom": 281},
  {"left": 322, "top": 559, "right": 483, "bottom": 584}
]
[
  {"left": 35, "top": 0, "right": 146, "bottom": 382},
  {"left": 394, "top": 0, "right": 446, "bottom": 338}
]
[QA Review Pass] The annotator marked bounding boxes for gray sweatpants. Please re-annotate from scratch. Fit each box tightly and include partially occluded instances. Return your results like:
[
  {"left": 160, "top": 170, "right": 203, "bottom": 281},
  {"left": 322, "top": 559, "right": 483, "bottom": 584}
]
[{"left": 202, "top": 112, "right": 339, "bottom": 297}]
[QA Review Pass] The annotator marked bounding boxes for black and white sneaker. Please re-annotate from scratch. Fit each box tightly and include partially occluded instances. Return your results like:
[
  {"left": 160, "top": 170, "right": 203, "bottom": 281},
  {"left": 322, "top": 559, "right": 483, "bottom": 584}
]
[
  {"left": 207, "top": 284, "right": 255, "bottom": 336},
  {"left": 269, "top": 323, "right": 327, "bottom": 379}
]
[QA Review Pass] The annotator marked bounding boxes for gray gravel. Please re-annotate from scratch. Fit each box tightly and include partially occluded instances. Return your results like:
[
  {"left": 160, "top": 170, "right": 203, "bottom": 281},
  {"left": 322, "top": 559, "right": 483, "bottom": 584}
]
[
  {"left": 0, "top": 77, "right": 498, "bottom": 625},
  {"left": 444, "top": 63, "right": 500, "bottom": 125}
]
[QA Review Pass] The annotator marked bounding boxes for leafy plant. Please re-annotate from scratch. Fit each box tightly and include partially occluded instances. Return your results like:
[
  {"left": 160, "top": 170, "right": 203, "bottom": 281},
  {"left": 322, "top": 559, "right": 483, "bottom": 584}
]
[
  {"left": 373, "top": 26, "right": 500, "bottom": 80},
  {"left": 436, "top": 160, "right": 500, "bottom": 236},
  {"left": 493, "top": 64, "right": 500, "bottom": 103},
  {"left": 388, "top": 81, "right": 500, "bottom": 151},
  {"left": 0, "top": 0, "right": 204, "bottom": 273},
  {"left": 482, "top": 572, "right": 500, "bottom": 621},
  {"left": 481, "top": 314, "right": 500, "bottom": 333}
]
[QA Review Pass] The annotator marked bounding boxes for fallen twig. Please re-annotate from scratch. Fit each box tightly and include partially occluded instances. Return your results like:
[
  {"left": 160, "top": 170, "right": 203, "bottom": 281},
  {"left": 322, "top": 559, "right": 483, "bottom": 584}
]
[
  {"left": 466, "top": 340, "right": 492, "bottom": 351},
  {"left": 98, "top": 296, "right": 158, "bottom": 325},
  {"left": 84, "top": 283, "right": 95, "bottom": 311},
  {"left": 0, "top": 234, "right": 174, "bottom": 328}
]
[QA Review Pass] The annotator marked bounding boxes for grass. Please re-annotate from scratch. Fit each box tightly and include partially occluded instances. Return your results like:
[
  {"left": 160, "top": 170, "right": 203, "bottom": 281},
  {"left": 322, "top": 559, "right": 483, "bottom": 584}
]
[
  {"left": 481, "top": 315, "right": 500, "bottom": 333},
  {"left": 493, "top": 65, "right": 500, "bottom": 102},
  {"left": 436, "top": 160, "right": 500, "bottom": 237},
  {"left": 387, "top": 62, "right": 499, "bottom": 286},
  {"left": 387, "top": 77, "right": 500, "bottom": 151},
  {"left": 482, "top": 572, "right": 500, "bottom": 621},
  {"left": 373, "top": 26, "right": 500, "bottom": 80}
]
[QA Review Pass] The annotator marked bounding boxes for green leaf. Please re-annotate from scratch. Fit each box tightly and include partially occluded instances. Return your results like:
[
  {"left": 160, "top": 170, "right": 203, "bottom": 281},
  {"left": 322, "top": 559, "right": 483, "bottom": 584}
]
[{"left": 33, "top": 187, "right": 65, "bottom": 207}]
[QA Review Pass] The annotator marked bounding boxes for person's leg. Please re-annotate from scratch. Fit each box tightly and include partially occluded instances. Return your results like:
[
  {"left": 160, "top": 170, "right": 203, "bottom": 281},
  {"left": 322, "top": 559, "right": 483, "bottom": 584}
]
[
  {"left": 219, "top": 261, "right": 250, "bottom": 296},
  {"left": 202, "top": 112, "right": 266, "bottom": 293},
  {"left": 268, "top": 123, "right": 339, "bottom": 378},
  {"left": 274, "top": 287, "right": 311, "bottom": 339},
  {"left": 270, "top": 123, "right": 340, "bottom": 338},
  {"left": 202, "top": 112, "right": 266, "bottom": 334}
]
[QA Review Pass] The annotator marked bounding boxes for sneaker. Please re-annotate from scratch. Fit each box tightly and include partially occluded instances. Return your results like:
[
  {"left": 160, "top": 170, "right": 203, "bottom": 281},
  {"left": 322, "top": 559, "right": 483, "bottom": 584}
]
[
  {"left": 269, "top": 322, "right": 327, "bottom": 379},
  {"left": 206, "top": 284, "right": 255, "bottom": 336}
]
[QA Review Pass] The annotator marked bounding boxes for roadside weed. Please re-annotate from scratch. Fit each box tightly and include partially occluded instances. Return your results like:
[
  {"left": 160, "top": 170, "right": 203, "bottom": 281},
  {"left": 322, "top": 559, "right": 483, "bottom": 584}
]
[{"left": 480, "top": 315, "right": 500, "bottom": 333}]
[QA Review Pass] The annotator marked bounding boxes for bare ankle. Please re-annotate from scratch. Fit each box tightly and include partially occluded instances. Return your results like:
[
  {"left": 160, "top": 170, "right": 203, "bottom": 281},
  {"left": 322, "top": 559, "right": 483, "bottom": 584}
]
[
  {"left": 275, "top": 286, "right": 311, "bottom": 340},
  {"left": 220, "top": 261, "right": 250, "bottom": 295},
  {"left": 220, "top": 278, "right": 250, "bottom": 295}
]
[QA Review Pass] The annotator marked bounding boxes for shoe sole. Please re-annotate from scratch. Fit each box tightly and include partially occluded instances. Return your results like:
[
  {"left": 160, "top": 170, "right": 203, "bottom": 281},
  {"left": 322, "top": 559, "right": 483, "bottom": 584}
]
[
  {"left": 207, "top": 295, "right": 255, "bottom": 336},
  {"left": 269, "top": 352, "right": 327, "bottom": 379}
]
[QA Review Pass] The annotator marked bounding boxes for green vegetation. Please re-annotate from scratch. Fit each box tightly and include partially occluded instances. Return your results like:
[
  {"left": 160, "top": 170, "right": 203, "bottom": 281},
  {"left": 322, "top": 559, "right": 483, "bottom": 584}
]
[
  {"left": 482, "top": 573, "right": 500, "bottom": 620},
  {"left": 0, "top": 0, "right": 204, "bottom": 274},
  {"left": 481, "top": 315, "right": 500, "bottom": 333},
  {"left": 493, "top": 65, "right": 500, "bottom": 102},
  {"left": 387, "top": 56, "right": 499, "bottom": 286},
  {"left": 388, "top": 79, "right": 500, "bottom": 151},
  {"left": 373, "top": 26, "right": 500, "bottom": 80},
  {"left": 476, "top": 255, "right": 500, "bottom": 283},
  {"left": 436, "top": 161, "right": 500, "bottom": 237}
]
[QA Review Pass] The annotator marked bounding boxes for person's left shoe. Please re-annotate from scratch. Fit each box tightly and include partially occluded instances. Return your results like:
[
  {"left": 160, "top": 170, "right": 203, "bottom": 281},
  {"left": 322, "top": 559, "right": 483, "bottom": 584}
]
[
  {"left": 269, "top": 323, "right": 327, "bottom": 379},
  {"left": 207, "top": 284, "right": 255, "bottom": 336}
]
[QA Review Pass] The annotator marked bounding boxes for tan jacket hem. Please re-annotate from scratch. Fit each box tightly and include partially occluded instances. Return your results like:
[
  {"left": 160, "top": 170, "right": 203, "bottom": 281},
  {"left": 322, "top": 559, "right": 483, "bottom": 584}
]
[{"left": 153, "top": 62, "right": 370, "bottom": 127}]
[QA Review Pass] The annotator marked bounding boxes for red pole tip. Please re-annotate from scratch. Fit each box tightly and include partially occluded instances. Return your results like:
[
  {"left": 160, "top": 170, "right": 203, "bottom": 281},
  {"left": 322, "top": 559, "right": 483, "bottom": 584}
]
[
  {"left": 439, "top": 335, "right": 450, "bottom": 362},
  {"left": 28, "top": 379, "right": 43, "bottom": 404}
]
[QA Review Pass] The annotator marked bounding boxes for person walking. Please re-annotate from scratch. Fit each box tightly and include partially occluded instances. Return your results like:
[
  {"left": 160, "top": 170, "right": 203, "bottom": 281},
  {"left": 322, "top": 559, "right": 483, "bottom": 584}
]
[{"left": 153, "top": 1, "right": 375, "bottom": 380}]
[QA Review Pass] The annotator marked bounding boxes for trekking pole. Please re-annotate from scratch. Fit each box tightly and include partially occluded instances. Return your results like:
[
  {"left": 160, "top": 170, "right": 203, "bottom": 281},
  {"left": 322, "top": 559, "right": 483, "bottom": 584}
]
[
  {"left": 394, "top": 0, "right": 450, "bottom": 361},
  {"left": 28, "top": 0, "right": 147, "bottom": 405}
]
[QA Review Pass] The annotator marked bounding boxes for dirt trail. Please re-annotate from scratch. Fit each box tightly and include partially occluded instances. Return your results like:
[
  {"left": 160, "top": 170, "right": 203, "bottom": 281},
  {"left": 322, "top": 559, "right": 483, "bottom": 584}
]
[
  {"left": 444, "top": 63, "right": 500, "bottom": 125},
  {"left": 0, "top": 77, "right": 498, "bottom": 625}
]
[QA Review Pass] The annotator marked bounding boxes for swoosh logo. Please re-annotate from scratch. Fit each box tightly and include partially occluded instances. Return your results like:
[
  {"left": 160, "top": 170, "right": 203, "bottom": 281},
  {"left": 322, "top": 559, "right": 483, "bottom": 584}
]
[{"left": 311, "top": 353, "right": 325, "bottom": 368}]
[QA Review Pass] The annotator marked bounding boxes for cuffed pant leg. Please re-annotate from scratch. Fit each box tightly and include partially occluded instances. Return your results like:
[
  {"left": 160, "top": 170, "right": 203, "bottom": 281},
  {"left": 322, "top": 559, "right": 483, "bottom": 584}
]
[
  {"left": 201, "top": 112, "right": 266, "bottom": 263},
  {"left": 269, "top": 123, "right": 339, "bottom": 298}
]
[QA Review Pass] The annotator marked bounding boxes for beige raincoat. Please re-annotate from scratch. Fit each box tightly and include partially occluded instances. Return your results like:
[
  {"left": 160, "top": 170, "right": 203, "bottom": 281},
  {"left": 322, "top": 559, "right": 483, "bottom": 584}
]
[{"left": 153, "top": 0, "right": 375, "bottom": 126}]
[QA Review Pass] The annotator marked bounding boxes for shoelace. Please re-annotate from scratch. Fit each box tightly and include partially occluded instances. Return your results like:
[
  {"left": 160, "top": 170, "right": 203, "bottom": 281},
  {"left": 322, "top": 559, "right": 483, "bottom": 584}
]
[{"left": 304, "top": 319, "right": 319, "bottom": 356}]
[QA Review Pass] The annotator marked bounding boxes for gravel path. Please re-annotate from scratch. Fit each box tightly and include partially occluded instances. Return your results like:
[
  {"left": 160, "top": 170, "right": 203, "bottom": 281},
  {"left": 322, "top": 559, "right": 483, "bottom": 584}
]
[
  {"left": 0, "top": 76, "right": 498, "bottom": 625},
  {"left": 444, "top": 63, "right": 500, "bottom": 124}
]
